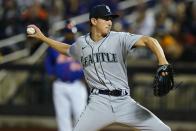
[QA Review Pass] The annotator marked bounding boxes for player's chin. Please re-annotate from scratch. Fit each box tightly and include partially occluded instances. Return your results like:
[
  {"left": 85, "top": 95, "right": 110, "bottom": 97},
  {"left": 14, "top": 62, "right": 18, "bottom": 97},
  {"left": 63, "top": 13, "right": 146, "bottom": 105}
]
[{"left": 102, "top": 30, "right": 110, "bottom": 36}]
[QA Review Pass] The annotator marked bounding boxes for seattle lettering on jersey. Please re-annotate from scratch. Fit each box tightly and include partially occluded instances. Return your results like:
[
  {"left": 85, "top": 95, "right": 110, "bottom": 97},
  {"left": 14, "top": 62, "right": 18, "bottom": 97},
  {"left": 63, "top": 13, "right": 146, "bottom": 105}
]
[{"left": 81, "top": 52, "right": 118, "bottom": 67}]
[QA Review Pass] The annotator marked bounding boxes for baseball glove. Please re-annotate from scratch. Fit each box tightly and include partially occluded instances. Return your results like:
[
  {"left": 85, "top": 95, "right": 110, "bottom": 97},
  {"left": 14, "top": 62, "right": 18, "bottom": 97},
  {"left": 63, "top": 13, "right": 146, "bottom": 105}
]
[{"left": 153, "top": 64, "right": 174, "bottom": 97}]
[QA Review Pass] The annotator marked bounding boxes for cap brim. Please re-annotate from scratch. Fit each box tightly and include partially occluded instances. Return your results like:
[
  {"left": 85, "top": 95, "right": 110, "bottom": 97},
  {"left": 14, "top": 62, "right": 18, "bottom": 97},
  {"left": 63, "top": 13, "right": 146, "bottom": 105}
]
[{"left": 105, "top": 14, "right": 119, "bottom": 18}]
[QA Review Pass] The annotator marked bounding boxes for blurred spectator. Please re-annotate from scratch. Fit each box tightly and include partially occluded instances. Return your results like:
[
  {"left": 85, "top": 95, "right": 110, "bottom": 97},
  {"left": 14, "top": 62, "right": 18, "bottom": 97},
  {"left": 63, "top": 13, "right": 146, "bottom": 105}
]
[
  {"left": 0, "top": 0, "right": 22, "bottom": 39},
  {"left": 180, "top": 1, "right": 196, "bottom": 46},
  {"left": 63, "top": 0, "right": 88, "bottom": 19},
  {"left": 44, "top": 20, "right": 88, "bottom": 131},
  {"left": 154, "top": 0, "right": 177, "bottom": 38},
  {"left": 155, "top": 0, "right": 177, "bottom": 20},
  {"left": 21, "top": 1, "right": 49, "bottom": 33},
  {"left": 132, "top": 0, "right": 155, "bottom": 36},
  {"left": 160, "top": 34, "right": 183, "bottom": 61},
  {"left": 0, "top": 0, "right": 25, "bottom": 55},
  {"left": 154, "top": 11, "right": 173, "bottom": 36},
  {"left": 153, "top": 0, "right": 191, "bottom": 61},
  {"left": 128, "top": 0, "right": 156, "bottom": 60},
  {"left": 48, "top": 0, "right": 64, "bottom": 28},
  {"left": 112, "top": 8, "right": 131, "bottom": 32},
  {"left": 179, "top": 1, "right": 196, "bottom": 61},
  {"left": 21, "top": 1, "right": 49, "bottom": 54},
  {"left": 16, "top": 0, "right": 34, "bottom": 9}
]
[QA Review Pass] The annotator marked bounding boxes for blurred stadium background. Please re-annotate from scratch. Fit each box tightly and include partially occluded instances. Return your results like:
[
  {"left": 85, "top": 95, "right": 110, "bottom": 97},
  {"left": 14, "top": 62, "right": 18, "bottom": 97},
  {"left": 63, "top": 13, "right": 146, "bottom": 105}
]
[{"left": 0, "top": 0, "right": 195, "bottom": 131}]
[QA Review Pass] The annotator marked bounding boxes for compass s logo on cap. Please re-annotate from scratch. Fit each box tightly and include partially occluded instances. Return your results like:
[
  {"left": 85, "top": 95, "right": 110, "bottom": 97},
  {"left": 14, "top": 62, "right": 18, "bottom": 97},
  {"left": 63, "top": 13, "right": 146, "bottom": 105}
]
[{"left": 106, "top": 6, "right": 111, "bottom": 13}]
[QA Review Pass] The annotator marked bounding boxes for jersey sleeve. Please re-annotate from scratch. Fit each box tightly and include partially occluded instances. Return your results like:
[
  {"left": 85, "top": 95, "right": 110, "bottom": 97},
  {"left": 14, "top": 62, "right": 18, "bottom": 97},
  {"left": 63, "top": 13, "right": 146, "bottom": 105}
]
[
  {"left": 120, "top": 32, "right": 143, "bottom": 53},
  {"left": 67, "top": 42, "right": 79, "bottom": 61}
]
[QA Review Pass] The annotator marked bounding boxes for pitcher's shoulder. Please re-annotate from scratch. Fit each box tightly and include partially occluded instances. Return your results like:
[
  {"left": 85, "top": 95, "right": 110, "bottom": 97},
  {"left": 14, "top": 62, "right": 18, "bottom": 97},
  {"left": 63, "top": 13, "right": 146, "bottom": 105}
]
[
  {"left": 110, "top": 31, "right": 130, "bottom": 36},
  {"left": 76, "top": 35, "right": 86, "bottom": 41},
  {"left": 110, "top": 31, "right": 120, "bottom": 35},
  {"left": 74, "top": 35, "right": 87, "bottom": 45}
]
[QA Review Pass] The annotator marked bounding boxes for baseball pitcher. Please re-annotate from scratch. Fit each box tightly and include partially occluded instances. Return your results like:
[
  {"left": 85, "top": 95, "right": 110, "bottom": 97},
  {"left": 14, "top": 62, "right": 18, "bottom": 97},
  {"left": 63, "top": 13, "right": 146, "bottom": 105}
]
[{"left": 27, "top": 4, "right": 174, "bottom": 131}]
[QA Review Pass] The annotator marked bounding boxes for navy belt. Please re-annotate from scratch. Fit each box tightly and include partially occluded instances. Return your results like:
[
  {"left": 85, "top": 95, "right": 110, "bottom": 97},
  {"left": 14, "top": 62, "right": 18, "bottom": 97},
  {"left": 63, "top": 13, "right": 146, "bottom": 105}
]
[{"left": 91, "top": 89, "right": 128, "bottom": 96}]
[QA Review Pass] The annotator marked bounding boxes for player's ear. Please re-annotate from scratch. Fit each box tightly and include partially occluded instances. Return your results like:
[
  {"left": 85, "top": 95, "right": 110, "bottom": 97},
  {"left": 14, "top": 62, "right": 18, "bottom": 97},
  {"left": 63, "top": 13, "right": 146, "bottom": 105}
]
[{"left": 90, "top": 18, "right": 97, "bottom": 26}]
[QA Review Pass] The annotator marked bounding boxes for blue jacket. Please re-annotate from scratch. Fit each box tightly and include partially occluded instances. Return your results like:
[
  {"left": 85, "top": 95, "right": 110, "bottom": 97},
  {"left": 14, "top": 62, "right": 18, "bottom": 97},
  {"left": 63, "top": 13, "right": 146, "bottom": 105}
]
[{"left": 44, "top": 47, "right": 84, "bottom": 82}]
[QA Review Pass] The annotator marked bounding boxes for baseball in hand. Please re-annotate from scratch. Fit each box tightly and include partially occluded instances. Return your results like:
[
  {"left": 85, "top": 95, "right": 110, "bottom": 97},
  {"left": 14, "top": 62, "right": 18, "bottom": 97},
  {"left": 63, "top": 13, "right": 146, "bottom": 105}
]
[{"left": 27, "top": 27, "right": 36, "bottom": 35}]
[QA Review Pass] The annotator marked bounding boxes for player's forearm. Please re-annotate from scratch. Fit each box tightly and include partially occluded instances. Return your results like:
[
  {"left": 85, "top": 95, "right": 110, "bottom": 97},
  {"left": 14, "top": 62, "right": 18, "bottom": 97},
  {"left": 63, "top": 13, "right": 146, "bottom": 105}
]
[
  {"left": 144, "top": 37, "right": 168, "bottom": 65},
  {"left": 42, "top": 36, "right": 70, "bottom": 55},
  {"left": 27, "top": 24, "right": 70, "bottom": 55}
]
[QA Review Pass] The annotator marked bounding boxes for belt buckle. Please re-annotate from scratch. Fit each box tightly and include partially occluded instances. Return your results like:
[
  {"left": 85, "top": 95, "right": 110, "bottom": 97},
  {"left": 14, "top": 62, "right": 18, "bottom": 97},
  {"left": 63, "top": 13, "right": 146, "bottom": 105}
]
[
  {"left": 121, "top": 89, "right": 128, "bottom": 96},
  {"left": 92, "top": 88, "right": 99, "bottom": 95}
]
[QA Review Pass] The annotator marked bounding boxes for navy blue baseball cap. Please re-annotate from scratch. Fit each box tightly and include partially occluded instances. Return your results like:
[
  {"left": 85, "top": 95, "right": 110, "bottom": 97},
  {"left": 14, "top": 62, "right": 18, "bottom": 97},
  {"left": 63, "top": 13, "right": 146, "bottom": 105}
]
[{"left": 89, "top": 5, "right": 119, "bottom": 19}]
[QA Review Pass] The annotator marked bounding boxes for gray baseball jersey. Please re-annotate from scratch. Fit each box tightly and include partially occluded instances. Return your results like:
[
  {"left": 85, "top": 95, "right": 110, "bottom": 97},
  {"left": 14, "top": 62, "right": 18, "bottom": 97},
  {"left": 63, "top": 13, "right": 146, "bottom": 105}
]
[
  {"left": 68, "top": 31, "right": 171, "bottom": 131},
  {"left": 69, "top": 31, "right": 142, "bottom": 91}
]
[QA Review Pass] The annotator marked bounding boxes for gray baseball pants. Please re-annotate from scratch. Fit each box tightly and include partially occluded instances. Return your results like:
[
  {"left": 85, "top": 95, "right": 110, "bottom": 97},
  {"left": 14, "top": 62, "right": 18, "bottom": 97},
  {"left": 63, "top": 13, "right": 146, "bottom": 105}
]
[{"left": 73, "top": 94, "right": 171, "bottom": 131}]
